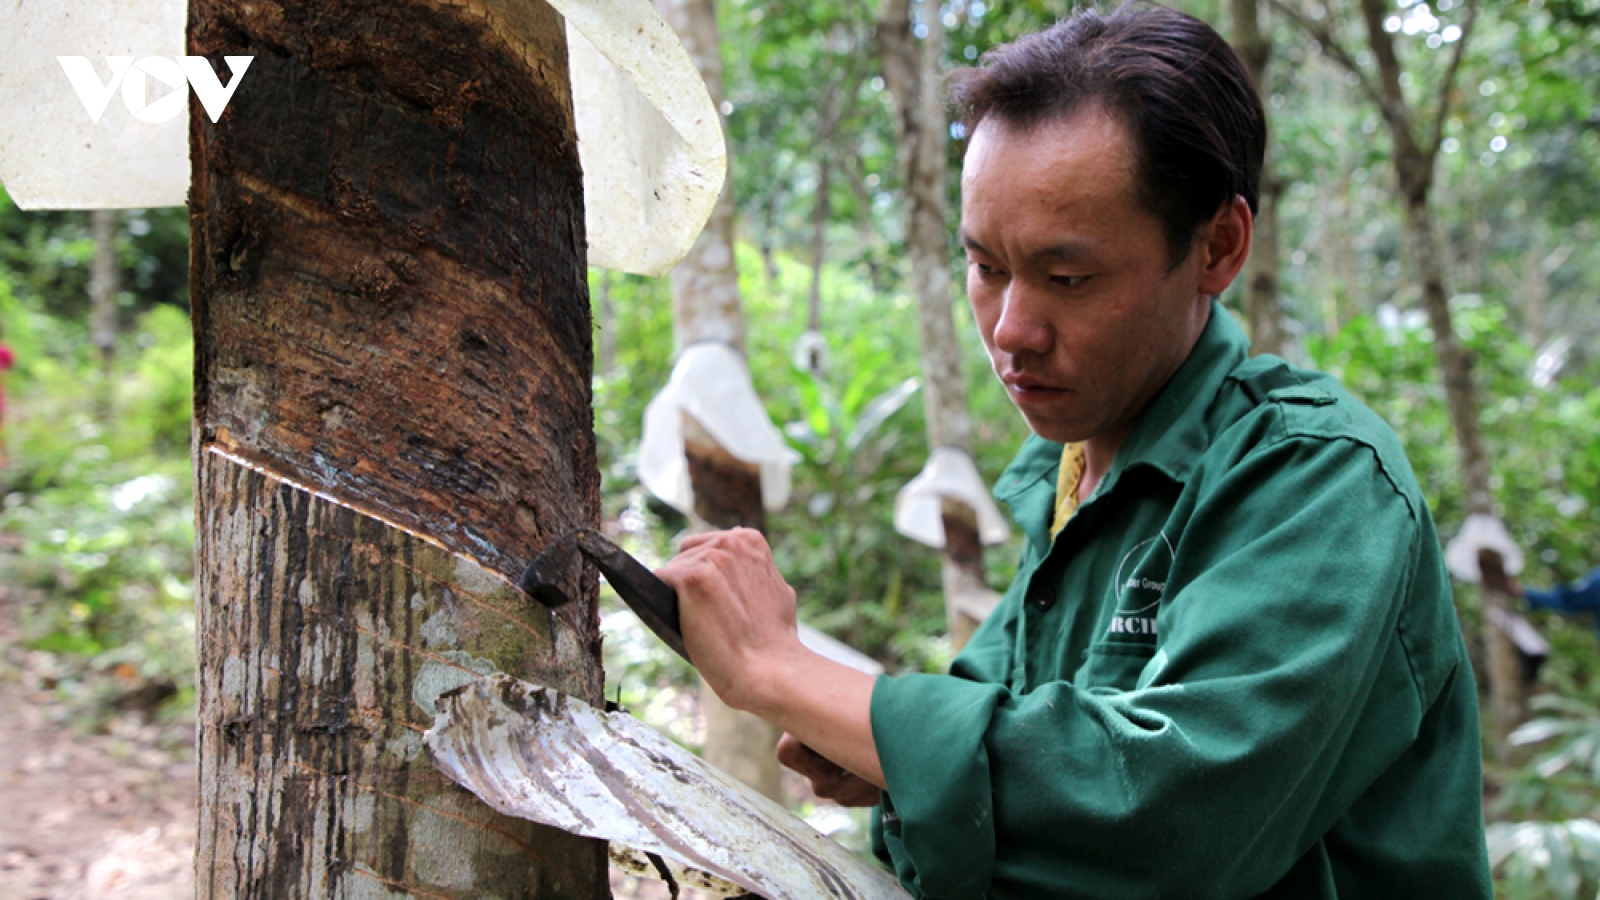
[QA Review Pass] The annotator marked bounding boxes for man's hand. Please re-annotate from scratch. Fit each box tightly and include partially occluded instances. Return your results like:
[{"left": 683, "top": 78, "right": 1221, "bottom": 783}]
[
  {"left": 655, "top": 528, "right": 804, "bottom": 714},
  {"left": 656, "top": 527, "right": 887, "bottom": 791},
  {"left": 777, "top": 733, "right": 881, "bottom": 807}
]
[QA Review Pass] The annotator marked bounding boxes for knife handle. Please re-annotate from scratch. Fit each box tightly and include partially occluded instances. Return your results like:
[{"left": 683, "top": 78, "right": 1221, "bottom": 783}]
[{"left": 572, "top": 530, "right": 691, "bottom": 664}]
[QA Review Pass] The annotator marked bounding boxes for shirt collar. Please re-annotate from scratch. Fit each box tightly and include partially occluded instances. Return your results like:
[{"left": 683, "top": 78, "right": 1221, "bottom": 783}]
[
  {"left": 992, "top": 302, "right": 1248, "bottom": 542},
  {"left": 1105, "top": 301, "right": 1248, "bottom": 487}
]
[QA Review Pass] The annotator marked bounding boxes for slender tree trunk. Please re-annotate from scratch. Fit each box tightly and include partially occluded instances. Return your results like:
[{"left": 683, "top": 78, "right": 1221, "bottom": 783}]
[
  {"left": 657, "top": 0, "right": 745, "bottom": 357},
  {"left": 596, "top": 270, "right": 616, "bottom": 377},
  {"left": 807, "top": 155, "right": 831, "bottom": 338},
  {"left": 188, "top": 1, "right": 607, "bottom": 896},
  {"left": 654, "top": 0, "right": 786, "bottom": 804},
  {"left": 1344, "top": 0, "right": 1518, "bottom": 741},
  {"left": 1518, "top": 231, "right": 1548, "bottom": 343},
  {"left": 1229, "top": 0, "right": 1286, "bottom": 357},
  {"left": 1278, "top": 0, "right": 1513, "bottom": 742},
  {"left": 879, "top": 0, "right": 988, "bottom": 649},
  {"left": 89, "top": 209, "right": 118, "bottom": 415},
  {"left": 1328, "top": 171, "right": 1357, "bottom": 334},
  {"left": 1247, "top": 147, "right": 1286, "bottom": 355}
]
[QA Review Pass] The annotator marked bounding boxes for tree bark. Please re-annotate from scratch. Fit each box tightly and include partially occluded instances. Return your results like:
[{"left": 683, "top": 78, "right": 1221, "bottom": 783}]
[
  {"left": 878, "top": 0, "right": 988, "bottom": 648},
  {"left": 807, "top": 155, "right": 831, "bottom": 338},
  {"left": 1229, "top": 0, "right": 1286, "bottom": 357},
  {"left": 654, "top": 0, "right": 786, "bottom": 804},
  {"left": 1477, "top": 549, "right": 1527, "bottom": 742},
  {"left": 89, "top": 209, "right": 118, "bottom": 412},
  {"left": 188, "top": 1, "right": 607, "bottom": 896}
]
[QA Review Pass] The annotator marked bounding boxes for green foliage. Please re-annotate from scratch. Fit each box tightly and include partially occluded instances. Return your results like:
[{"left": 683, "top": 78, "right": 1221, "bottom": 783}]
[
  {"left": 1489, "top": 819, "right": 1600, "bottom": 900},
  {"left": 0, "top": 206, "right": 189, "bottom": 320},
  {"left": 0, "top": 222, "right": 196, "bottom": 714},
  {"left": 1499, "top": 695, "right": 1600, "bottom": 814}
]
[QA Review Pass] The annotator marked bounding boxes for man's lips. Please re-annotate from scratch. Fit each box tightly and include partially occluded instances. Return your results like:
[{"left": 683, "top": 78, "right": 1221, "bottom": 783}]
[{"left": 1001, "top": 373, "right": 1068, "bottom": 401}]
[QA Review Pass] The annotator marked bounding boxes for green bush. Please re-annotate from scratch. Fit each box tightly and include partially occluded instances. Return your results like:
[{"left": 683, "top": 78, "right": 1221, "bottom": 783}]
[{"left": 1, "top": 286, "right": 195, "bottom": 713}]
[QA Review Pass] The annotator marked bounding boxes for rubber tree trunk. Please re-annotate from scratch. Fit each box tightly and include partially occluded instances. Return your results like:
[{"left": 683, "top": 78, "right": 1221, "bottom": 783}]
[
  {"left": 1228, "top": 0, "right": 1286, "bottom": 358},
  {"left": 878, "top": 0, "right": 988, "bottom": 650},
  {"left": 89, "top": 209, "right": 118, "bottom": 415},
  {"left": 187, "top": 2, "right": 608, "bottom": 896},
  {"left": 1347, "top": 0, "right": 1520, "bottom": 743},
  {"left": 654, "top": 0, "right": 786, "bottom": 805}
]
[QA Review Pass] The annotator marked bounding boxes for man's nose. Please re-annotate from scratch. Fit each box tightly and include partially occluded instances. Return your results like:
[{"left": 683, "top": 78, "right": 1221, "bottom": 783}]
[{"left": 992, "top": 282, "right": 1053, "bottom": 357}]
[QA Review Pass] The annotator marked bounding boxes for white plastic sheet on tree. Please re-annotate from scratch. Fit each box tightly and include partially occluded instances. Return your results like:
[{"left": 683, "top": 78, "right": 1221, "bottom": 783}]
[
  {"left": 894, "top": 447, "right": 1011, "bottom": 549},
  {"left": 552, "top": 0, "right": 725, "bottom": 277},
  {"left": 639, "top": 342, "right": 799, "bottom": 516},
  {"left": 0, "top": 0, "right": 724, "bottom": 277},
  {"left": 0, "top": 0, "right": 188, "bottom": 210},
  {"left": 1445, "top": 513, "right": 1525, "bottom": 583}
]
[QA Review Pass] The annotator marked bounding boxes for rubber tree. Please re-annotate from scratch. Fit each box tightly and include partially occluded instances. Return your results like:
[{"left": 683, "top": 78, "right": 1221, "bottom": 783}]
[
  {"left": 188, "top": 1, "right": 608, "bottom": 895},
  {"left": 1229, "top": 0, "right": 1288, "bottom": 358},
  {"left": 90, "top": 209, "right": 119, "bottom": 415},
  {"left": 877, "top": 0, "right": 991, "bottom": 649},
  {"left": 1273, "top": 0, "right": 1522, "bottom": 744},
  {"left": 654, "top": 0, "right": 786, "bottom": 804}
]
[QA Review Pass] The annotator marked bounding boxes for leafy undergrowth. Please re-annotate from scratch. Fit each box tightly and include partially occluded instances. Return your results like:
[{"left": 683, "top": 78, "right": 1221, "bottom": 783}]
[{"left": 0, "top": 299, "right": 196, "bottom": 729}]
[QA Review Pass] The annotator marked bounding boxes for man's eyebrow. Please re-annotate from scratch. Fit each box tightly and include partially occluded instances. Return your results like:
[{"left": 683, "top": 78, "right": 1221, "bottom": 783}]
[
  {"left": 959, "top": 231, "right": 1098, "bottom": 264},
  {"left": 1027, "top": 240, "right": 1098, "bottom": 264}
]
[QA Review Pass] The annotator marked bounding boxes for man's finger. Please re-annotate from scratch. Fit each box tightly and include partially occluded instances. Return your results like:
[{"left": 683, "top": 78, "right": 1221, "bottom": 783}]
[
  {"left": 812, "top": 773, "right": 882, "bottom": 807},
  {"left": 777, "top": 733, "right": 845, "bottom": 781}
]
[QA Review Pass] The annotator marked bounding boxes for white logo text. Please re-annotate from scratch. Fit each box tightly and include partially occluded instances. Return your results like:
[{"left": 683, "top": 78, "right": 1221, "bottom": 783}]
[{"left": 57, "top": 56, "right": 254, "bottom": 124}]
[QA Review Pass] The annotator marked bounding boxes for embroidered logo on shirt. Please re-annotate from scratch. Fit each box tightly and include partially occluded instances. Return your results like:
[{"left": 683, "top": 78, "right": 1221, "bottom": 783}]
[{"left": 1109, "top": 531, "right": 1174, "bottom": 638}]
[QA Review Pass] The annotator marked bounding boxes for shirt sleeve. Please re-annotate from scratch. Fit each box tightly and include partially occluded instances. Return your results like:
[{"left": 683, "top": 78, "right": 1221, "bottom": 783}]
[{"left": 870, "top": 430, "right": 1435, "bottom": 899}]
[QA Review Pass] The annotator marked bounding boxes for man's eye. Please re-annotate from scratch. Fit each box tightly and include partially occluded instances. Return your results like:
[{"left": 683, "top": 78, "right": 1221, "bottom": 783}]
[
  {"left": 1051, "top": 274, "right": 1089, "bottom": 288},
  {"left": 972, "top": 262, "right": 1000, "bottom": 277}
]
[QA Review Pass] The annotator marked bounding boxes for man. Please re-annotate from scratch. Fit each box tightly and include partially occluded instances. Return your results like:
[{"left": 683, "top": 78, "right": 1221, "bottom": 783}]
[{"left": 656, "top": 4, "right": 1492, "bottom": 897}]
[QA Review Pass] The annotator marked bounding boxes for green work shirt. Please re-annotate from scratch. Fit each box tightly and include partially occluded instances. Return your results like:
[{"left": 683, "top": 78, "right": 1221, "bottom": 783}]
[{"left": 870, "top": 305, "right": 1492, "bottom": 899}]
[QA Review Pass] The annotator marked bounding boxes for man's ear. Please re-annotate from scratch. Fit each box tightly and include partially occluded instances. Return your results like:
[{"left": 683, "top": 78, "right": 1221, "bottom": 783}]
[{"left": 1196, "top": 195, "right": 1253, "bottom": 297}]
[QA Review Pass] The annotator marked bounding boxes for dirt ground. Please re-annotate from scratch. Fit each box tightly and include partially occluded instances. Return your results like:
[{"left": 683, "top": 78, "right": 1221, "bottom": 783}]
[{"left": 0, "top": 584, "right": 197, "bottom": 900}]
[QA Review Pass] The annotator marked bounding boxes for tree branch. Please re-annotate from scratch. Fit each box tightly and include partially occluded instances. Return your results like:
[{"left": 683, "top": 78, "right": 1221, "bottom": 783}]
[
  {"left": 1427, "top": 0, "right": 1480, "bottom": 158},
  {"left": 1357, "top": 0, "right": 1433, "bottom": 158},
  {"left": 1269, "top": 0, "right": 1385, "bottom": 112}
]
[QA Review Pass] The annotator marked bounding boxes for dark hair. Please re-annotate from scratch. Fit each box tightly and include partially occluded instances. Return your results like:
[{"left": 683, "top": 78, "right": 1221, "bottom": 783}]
[{"left": 951, "top": 2, "right": 1265, "bottom": 268}]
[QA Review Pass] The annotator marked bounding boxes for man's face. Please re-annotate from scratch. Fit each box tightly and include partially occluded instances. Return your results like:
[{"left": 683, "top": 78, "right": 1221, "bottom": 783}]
[{"left": 961, "top": 109, "right": 1216, "bottom": 448}]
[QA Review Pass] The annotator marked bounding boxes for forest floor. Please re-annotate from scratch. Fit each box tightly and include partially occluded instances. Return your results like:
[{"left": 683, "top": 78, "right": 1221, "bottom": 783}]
[{"left": 0, "top": 581, "right": 197, "bottom": 900}]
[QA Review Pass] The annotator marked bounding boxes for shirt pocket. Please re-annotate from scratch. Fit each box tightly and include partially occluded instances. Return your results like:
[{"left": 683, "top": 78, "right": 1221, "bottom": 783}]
[{"left": 1078, "top": 641, "right": 1158, "bottom": 693}]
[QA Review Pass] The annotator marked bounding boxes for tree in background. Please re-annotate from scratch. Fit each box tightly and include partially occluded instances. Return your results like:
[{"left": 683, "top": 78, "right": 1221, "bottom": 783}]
[
  {"left": 655, "top": 0, "right": 787, "bottom": 804},
  {"left": 878, "top": 0, "right": 993, "bottom": 649},
  {"left": 88, "top": 210, "right": 117, "bottom": 415},
  {"left": 1229, "top": 0, "right": 1289, "bottom": 356},
  {"left": 1271, "top": 0, "right": 1528, "bottom": 743}
]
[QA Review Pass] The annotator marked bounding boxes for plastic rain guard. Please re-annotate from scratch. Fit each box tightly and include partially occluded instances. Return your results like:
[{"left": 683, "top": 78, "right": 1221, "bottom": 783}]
[
  {"left": 1445, "top": 513, "right": 1525, "bottom": 583},
  {"left": 638, "top": 342, "right": 800, "bottom": 516},
  {"left": 0, "top": 0, "right": 723, "bottom": 277},
  {"left": 894, "top": 447, "right": 1012, "bottom": 549}
]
